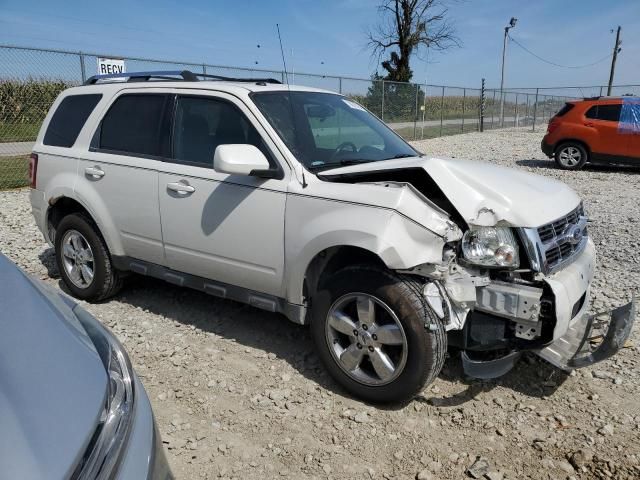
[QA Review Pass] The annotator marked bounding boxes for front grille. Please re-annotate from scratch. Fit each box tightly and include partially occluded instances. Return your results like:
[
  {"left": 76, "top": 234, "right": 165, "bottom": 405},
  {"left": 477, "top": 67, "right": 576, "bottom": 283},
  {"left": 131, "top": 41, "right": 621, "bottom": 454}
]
[
  {"left": 536, "top": 204, "right": 585, "bottom": 243},
  {"left": 521, "top": 203, "right": 588, "bottom": 274}
]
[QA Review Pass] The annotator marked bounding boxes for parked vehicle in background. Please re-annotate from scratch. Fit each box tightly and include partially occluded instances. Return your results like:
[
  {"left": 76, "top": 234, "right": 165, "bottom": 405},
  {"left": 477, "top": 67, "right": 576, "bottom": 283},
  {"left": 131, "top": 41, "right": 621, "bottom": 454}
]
[
  {"left": 541, "top": 96, "right": 640, "bottom": 170},
  {"left": 29, "top": 71, "right": 634, "bottom": 404},
  {"left": 0, "top": 253, "right": 172, "bottom": 479}
]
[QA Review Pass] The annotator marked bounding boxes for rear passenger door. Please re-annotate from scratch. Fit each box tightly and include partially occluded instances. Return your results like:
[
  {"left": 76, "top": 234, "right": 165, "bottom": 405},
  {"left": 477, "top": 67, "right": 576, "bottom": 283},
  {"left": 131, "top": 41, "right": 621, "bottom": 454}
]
[
  {"left": 78, "top": 92, "right": 172, "bottom": 265},
  {"left": 584, "top": 103, "right": 628, "bottom": 159},
  {"left": 157, "top": 92, "right": 288, "bottom": 297}
]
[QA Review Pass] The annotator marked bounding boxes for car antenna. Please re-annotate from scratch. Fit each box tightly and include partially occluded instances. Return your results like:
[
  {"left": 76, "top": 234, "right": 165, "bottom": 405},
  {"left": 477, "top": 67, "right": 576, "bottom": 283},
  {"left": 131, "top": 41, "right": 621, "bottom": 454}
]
[{"left": 277, "top": 23, "right": 307, "bottom": 188}]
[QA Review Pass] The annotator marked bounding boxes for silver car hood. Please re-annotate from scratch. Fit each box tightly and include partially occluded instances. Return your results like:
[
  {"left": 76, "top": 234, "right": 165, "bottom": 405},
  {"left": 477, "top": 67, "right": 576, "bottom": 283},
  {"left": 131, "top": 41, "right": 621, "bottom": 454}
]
[
  {"left": 0, "top": 254, "right": 107, "bottom": 479},
  {"left": 320, "top": 156, "right": 581, "bottom": 228}
]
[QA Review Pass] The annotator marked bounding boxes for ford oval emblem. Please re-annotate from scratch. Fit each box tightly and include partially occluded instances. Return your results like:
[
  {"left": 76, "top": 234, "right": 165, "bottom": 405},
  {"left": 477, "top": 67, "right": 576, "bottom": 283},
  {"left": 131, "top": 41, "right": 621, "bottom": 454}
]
[{"left": 568, "top": 226, "right": 583, "bottom": 244}]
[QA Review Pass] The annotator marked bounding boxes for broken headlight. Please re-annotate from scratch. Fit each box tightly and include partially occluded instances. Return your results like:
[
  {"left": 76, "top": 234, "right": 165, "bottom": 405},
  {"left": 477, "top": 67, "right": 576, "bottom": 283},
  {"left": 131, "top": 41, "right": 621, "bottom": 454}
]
[{"left": 461, "top": 226, "right": 520, "bottom": 268}]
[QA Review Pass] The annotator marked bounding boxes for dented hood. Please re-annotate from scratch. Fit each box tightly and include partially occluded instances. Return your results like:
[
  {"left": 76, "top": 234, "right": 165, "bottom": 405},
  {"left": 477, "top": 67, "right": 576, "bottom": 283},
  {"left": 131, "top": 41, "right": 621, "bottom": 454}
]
[{"left": 320, "top": 156, "right": 581, "bottom": 228}]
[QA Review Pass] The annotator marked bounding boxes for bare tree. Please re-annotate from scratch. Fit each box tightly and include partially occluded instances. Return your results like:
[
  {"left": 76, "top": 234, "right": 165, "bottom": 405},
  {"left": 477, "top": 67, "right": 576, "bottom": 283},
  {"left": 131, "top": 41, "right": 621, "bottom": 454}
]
[{"left": 368, "top": 0, "right": 460, "bottom": 82}]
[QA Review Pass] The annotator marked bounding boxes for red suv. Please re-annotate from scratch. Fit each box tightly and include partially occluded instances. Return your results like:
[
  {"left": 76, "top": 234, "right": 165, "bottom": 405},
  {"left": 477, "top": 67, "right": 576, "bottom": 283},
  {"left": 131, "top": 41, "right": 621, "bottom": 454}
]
[{"left": 541, "top": 97, "right": 640, "bottom": 170}]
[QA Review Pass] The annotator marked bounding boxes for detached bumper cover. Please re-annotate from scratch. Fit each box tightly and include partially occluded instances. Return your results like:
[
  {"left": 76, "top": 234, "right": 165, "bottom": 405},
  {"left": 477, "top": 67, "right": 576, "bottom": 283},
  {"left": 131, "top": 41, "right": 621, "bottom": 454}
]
[{"left": 535, "top": 297, "right": 635, "bottom": 370}]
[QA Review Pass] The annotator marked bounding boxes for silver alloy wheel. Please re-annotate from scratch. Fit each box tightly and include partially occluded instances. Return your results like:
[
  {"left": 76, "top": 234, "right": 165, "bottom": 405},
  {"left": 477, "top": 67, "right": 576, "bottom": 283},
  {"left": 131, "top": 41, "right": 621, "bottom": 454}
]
[
  {"left": 325, "top": 293, "right": 408, "bottom": 386},
  {"left": 558, "top": 146, "right": 582, "bottom": 167},
  {"left": 61, "top": 230, "right": 95, "bottom": 288}
]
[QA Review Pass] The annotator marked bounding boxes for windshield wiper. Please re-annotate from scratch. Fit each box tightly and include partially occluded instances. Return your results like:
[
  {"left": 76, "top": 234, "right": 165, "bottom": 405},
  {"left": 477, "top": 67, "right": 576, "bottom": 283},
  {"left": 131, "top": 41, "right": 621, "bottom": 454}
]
[
  {"left": 339, "top": 159, "right": 377, "bottom": 166},
  {"left": 385, "top": 153, "right": 416, "bottom": 160}
]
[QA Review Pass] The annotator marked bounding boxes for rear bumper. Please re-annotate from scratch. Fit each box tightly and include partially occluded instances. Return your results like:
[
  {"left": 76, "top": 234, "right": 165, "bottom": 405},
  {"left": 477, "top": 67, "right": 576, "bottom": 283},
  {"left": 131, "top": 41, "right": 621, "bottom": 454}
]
[
  {"left": 541, "top": 138, "right": 554, "bottom": 157},
  {"left": 29, "top": 188, "right": 50, "bottom": 245}
]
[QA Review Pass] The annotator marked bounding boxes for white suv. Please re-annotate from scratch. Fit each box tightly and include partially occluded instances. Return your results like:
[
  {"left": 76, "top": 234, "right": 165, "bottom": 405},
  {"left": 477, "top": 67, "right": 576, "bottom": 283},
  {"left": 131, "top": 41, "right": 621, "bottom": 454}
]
[{"left": 29, "top": 70, "right": 634, "bottom": 403}]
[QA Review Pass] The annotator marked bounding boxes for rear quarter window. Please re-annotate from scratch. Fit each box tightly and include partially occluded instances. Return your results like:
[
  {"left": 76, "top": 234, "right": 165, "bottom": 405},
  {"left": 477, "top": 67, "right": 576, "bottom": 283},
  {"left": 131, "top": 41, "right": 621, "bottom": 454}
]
[
  {"left": 43, "top": 94, "right": 102, "bottom": 147},
  {"left": 554, "top": 103, "right": 575, "bottom": 117}
]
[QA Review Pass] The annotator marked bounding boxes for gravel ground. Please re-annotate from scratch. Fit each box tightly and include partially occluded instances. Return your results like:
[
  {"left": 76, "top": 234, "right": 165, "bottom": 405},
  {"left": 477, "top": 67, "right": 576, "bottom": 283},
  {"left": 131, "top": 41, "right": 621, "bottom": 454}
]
[{"left": 1, "top": 128, "right": 639, "bottom": 480}]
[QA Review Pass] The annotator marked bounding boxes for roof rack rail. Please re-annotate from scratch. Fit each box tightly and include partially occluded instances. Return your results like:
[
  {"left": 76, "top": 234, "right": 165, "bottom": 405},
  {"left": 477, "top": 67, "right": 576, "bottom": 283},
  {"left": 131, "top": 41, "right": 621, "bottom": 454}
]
[{"left": 84, "top": 70, "right": 282, "bottom": 85}]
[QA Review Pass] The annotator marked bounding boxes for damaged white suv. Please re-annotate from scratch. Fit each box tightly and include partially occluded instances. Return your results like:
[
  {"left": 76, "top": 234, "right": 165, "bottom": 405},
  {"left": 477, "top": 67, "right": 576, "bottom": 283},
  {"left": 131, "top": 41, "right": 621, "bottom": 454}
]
[{"left": 30, "top": 71, "right": 634, "bottom": 403}]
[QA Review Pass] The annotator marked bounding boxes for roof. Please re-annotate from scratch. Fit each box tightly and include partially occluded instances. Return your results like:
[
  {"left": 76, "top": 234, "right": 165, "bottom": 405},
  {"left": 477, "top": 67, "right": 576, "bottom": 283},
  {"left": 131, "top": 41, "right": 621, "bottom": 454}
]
[
  {"left": 76, "top": 70, "right": 336, "bottom": 95},
  {"left": 63, "top": 81, "right": 335, "bottom": 98}
]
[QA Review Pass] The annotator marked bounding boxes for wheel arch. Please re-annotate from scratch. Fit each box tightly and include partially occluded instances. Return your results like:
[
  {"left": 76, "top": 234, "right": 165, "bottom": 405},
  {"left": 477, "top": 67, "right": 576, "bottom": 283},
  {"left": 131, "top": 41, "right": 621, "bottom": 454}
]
[
  {"left": 46, "top": 193, "right": 124, "bottom": 256},
  {"left": 302, "top": 245, "right": 387, "bottom": 303}
]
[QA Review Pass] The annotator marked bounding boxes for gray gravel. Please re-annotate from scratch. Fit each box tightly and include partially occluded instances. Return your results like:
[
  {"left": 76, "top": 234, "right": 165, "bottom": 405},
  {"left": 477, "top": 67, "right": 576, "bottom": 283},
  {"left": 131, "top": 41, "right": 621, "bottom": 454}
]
[{"left": 1, "top": 128, "right": 639, "bottom": 479}]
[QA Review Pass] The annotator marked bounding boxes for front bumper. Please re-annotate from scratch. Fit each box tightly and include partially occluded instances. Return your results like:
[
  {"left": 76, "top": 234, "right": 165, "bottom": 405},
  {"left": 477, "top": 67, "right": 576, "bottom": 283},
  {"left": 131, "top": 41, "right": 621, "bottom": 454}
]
[
  {"left": 536, "top": 298, "right": 635, "bottom": 370},
  {"left": 116, "top": 376, "right": 173, "bottom": 479},
  {"left": 458, "top": 239, "right": 635, "bottom": 376}
]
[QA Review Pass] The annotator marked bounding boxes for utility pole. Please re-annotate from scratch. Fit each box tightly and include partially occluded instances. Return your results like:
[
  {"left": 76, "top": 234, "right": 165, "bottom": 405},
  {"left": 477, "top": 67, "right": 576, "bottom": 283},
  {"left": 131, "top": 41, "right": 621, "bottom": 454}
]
[
  {"left": 607, "top": 26, "right": 622, "bottom": 96},
  {"left": 499, "top": 17, "right": 517, "bottom": 127}
]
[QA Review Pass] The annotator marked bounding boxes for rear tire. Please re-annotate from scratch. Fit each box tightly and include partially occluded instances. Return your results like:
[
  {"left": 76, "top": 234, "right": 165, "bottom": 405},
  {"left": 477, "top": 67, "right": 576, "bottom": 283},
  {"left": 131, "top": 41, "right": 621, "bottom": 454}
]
[
  {"left": 554, "top": 142, "right": 588, "bottom": 170},
  {"left": 55, "top": 213, "right": 122, "bottom": 301},
  {"left": 311, "top": 265, "right": 446, "bottom": 404}
]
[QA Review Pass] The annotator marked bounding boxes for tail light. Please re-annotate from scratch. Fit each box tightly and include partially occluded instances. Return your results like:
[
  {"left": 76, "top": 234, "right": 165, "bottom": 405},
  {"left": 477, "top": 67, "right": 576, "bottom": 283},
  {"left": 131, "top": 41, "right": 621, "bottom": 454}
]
[
  {"left": 547, "top": 120, "right": 559, "bottom": 134},
  {"left": 28, "top": 153, "right": 38, "bottom": 188}
]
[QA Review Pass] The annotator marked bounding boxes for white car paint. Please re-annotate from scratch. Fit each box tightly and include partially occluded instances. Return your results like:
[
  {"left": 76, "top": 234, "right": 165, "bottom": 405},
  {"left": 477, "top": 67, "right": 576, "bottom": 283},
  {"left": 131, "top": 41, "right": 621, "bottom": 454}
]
[
  {"left": 321, "top": 156, "right": 582, "bottom": 228},
  {"left": 29, "top": 78, "right": 614, "bottom": 372}
]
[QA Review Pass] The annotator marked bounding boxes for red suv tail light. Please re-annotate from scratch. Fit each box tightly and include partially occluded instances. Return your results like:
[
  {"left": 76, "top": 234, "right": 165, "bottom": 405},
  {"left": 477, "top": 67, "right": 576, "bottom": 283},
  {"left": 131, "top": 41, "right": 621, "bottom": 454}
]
[
  {"left": 547, "top": 120, "right": 559, "bottom": 134},
  {"left": 28, "top": 153, "right": 38, "bottom": 188}
]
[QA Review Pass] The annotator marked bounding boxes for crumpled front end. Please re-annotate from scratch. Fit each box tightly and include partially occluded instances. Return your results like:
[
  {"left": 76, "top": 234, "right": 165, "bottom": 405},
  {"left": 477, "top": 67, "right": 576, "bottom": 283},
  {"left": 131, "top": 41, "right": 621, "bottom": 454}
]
[{"left": 414, "top": 206, "right": 635, "bottom": 379}]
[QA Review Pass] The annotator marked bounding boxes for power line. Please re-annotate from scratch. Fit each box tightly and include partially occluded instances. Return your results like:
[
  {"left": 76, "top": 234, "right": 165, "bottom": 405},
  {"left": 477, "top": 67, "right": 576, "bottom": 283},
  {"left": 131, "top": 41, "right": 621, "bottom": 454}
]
[{"left": 508, "top": 34, "right": 612, "bottom": 69}]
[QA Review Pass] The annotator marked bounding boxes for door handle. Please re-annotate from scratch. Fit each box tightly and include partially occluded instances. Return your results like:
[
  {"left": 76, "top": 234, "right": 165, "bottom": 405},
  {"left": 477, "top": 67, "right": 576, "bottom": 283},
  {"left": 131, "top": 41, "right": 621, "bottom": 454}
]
[
  {"left": 85, "top": 166, "right": 105, "bottom": 179},
  {"left": 167, "top": 181, "right": 196, "bottom": 194}
]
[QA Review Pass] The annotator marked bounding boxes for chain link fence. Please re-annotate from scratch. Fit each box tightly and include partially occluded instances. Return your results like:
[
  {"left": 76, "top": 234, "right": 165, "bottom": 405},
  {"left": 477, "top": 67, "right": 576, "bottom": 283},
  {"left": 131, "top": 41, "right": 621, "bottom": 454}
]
[{"left": 1, "top": 44, "right": 624, "bottom": 189}]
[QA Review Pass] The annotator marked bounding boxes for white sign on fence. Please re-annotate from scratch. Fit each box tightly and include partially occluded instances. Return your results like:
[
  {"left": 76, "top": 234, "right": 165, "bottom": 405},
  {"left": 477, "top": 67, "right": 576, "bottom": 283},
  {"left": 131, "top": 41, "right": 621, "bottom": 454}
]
[{"left": 97, "top": 57, "right": 126, "bottom": 76}]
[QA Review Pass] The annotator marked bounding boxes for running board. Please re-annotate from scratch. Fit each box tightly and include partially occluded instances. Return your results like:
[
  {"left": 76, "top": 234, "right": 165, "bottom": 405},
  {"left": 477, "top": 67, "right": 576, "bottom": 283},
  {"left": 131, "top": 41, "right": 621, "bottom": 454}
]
[{"left": 112, "top": 256, "right": 306, "bottom": 325}]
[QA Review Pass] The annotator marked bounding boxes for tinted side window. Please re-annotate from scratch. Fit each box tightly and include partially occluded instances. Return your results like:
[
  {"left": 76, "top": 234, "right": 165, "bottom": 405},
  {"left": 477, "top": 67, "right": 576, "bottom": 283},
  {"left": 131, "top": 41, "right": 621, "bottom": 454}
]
[
  {"left": 172, "top": 96, "right": 271, "bottom": 167},
  {"left": 585, "top": 104, "right": 621, "bottom": 122},
  {"left": 43, "top": 94, "right": 102, "bottom": 147},
  {"left": 585, "top": 106, "right": 598, "bottom": 119},
  {"left": 100, "top": 94, "right": 171, "bottom": 157}
]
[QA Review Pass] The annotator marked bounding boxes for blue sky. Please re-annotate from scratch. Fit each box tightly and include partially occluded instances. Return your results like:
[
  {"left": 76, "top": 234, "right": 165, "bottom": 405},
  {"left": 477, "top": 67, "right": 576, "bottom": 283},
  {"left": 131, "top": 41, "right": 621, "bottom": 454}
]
[{"left": 1, "top": 0, "right": 639, "bottom": 88}]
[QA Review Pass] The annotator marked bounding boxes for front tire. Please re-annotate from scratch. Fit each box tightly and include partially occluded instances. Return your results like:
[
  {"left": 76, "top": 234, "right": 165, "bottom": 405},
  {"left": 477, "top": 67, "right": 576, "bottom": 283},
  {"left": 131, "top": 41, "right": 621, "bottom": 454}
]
[
  {"left": 555, "top": 142, "right": 588, "bottom": 170},
  {"left": 311, "top": 266, "right": 446, "bottom": 403},
  {"left": 55, "top": 213, "right": 122, "bottom": 301}
]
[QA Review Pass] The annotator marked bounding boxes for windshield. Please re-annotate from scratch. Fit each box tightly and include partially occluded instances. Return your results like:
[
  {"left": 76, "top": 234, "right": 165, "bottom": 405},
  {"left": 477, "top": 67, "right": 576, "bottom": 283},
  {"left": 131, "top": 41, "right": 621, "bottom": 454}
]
[{"left": 251, "top": 91, "right": 420, "bottom": 171}]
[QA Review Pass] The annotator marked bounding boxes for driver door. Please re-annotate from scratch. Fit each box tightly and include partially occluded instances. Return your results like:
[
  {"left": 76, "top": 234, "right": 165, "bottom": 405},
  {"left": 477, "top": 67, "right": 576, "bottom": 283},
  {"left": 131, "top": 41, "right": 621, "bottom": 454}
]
[{"left": 157, "top": 92, "right": 288, "bottom": 296}]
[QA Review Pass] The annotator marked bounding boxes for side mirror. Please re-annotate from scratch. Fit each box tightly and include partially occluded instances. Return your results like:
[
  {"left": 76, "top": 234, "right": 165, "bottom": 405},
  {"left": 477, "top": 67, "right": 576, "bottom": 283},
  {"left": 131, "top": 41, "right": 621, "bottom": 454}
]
[{"left": 213, "top": 144, "right": 271, "bottom": 177}]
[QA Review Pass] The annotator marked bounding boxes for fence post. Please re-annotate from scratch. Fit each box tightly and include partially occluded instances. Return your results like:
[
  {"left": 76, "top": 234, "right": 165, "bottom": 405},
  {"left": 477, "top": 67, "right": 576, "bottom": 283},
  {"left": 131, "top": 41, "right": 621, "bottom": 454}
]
[
  {"left": 491, "top": 90, "right": 496, "bottom": 129},
  {"left": 599, "top": 85, "right": 603, "bottom": 97},
  {"left": 480, "top": 79, "right": 485, "bottom": 132},
  {"left": 413, "top": 83, "right": 419, "bottom": 140},
  {"left": 79, "top": 52, "right": 86, "bottom": 83},
  {"left": 461, "top": 88, "right": 466, "bottom": 133},
  {"left": 202, "top": 63, "right": 206, "bottom": 75},
  {"left": 381, "top": 80, "right": 385, "bottom": 121},
  {"left": 541, "top": 95, "right": 547, "bottom": 125},
  {"left": 532, "top": 88, "right": 539, "bottom": 132},
  {"left": 439, "top": 86, "right": 445, "bottom": 137},
  {"left": 514, "top": 93, "right": 518, "bottom": 127},
  {"left": 339, "top": 77, "right": 342, "bottom": 94}
]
